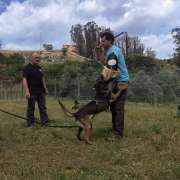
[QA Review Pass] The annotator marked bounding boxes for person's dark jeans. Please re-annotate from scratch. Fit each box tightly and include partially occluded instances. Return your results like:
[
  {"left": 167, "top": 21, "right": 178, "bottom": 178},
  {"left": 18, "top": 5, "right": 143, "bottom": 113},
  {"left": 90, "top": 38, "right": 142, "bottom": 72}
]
[
  {"left": 27, "top": 93, "right": 48, "bottom": 127},
  {"left": 110, "top": 90, "right": 127, "bottom": 137}
]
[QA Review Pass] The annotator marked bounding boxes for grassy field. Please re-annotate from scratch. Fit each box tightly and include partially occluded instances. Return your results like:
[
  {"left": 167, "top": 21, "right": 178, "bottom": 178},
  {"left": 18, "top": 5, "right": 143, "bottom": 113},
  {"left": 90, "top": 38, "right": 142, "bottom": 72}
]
[{"left": 0, "top": 98, "right": 179, "bottom": 180}]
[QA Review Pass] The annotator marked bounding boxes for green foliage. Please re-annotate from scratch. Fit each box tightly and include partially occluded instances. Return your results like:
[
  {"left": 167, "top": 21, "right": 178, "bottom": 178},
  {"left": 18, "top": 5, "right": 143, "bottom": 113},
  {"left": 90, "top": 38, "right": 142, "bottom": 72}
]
[
  {"left": 0, "top": 53, "right": 25, "bottom": 81},
  {"left": 127, "top": 57, "right": 180, "bottom": 103},
  {"left": 44, "top": 60, "right": 102, "bottom": 98},
  {"left": 151, "top": 124, "right": 162, "bottom": 134},
  {"left": 0, "top": 52, "right": 179, "bottom": 103},
  {"left": 70, "top": 21, "right": 106, "bottom": 59},
  {"left": 62, "top": 47, "right": 67, "bottom": 57},
  {"left": 70, "top": 24, "right": 86, "bottom": 56},
  {"left": 128, "top": 70, "right": 163, "bottom": 103},
  {"left": 172, "top": 28, "right": 180, "bottom": 67},
  {"left": 154, "top": 68, "right": 177, "bottom": 102},
  {"left": 0, "top": 53, "right": 7, "bottom": 63},
  {"left": 115, "top": 33, "right": 145, "bottom": 58},
  {"left": 43, "top": 43, "right": 53, "bottom": 51},
  {"left": 126, "top": 55, "right": 157, "bottom": 71}
]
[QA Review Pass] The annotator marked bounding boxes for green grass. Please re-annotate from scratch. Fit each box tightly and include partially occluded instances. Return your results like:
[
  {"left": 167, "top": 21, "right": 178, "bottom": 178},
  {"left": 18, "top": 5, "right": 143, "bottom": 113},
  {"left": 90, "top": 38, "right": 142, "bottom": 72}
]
[{"left": 0, "top": 98, "right": 179, "bottom": 180}]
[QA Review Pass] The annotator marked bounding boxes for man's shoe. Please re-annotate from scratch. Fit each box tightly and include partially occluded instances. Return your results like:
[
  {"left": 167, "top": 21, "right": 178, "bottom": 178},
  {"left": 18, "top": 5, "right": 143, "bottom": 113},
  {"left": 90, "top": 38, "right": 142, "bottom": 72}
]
[
  {"left": 106, "top": 132, "right": 122, "bottom": 142},
  {"left": 41, "top": 119, "right": 49, "bottom": 127},
  {"left": 41, "top": 123, "right": 48, "bottom": 127},
  {"left": 27, "top": 125, "right": 34, "bottom": 128}
]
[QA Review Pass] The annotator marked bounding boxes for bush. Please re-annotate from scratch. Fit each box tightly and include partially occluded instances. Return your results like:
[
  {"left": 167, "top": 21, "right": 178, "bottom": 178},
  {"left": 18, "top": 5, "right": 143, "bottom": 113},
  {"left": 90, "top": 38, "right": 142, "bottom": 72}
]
[
  {"left": 0, "top": 53, "right": 25, "bottom": 81},
  {"left": 128, "top": 71, "right": 163, "bottom": 103}
]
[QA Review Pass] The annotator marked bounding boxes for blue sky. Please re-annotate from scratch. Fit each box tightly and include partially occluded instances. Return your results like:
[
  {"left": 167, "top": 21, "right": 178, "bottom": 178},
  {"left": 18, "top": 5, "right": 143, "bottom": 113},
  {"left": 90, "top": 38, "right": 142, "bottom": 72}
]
[
  {"left": 0, "top": 0, "right": 25, "bottom": 13},
  {"left": 0, "top": 0, "right": 10, "bottom": 13},
  {"left": 0, "top": 0, "right": 179, "bottom": 59}
]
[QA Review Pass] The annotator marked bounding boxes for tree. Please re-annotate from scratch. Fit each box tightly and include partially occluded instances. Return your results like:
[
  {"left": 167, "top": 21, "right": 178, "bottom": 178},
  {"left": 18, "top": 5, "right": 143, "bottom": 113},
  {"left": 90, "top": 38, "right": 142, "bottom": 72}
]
[
  {"left": 126, "top": 56, "right": 156, "bottom": 72},
  {"left": 0, "top": 40, "right": 2, "bottom": 49},
  {"left": 44, "top": 60, "right": 101, "bottom": 98},
  {"left": 145, "top": 48, "right": 156, "bottom": 58},
  {"left": 172, "top": 28, "right": 180, "bottom": 67},
  {"left": 70, "top": 21, "right": 107, "bottom": 59},
  {"left": 43, "top": 43, "right": 53, "bottom": 51},
  {"left": 0, "top": 53, "right": 6, "bottom": 63},
  {"left": 83, "top": 21, "right": 103, "bottom": 59},
  {"left": 128, "top": 71, "right": 163, "bottom": 103},
  {"left": 114, "top": 33, "right": 145, "bottom": 59},
  {"left": 0, "top": 53, "right": 25, "bottom": 81},
  {"left": 62, "top": 47, "right": 67, "bottom": 57},
  {"left": 152, "top": 67, "right": 178, "bottom": 102},
  {"left": 70, "top": 24, "right": 86, "bottom": 56}
]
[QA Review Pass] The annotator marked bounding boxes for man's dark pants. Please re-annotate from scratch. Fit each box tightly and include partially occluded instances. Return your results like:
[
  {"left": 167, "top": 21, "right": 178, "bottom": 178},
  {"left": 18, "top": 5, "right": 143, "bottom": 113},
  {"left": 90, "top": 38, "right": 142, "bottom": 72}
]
[
  {"left": 27, "top": 93, "right": 48, "bottom": 126},
  {"left": 110, "top": 89, "right": 127, "bottom": 137}
]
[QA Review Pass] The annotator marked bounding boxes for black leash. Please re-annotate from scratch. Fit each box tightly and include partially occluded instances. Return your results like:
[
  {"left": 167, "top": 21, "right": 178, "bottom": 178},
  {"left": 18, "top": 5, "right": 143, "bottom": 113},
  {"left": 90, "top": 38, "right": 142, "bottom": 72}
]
[
  {"left": 0, "top": 108, "right": 27, "bottom": 120},
  {"left": 0, "top": 108, "right": 79, "bottom": 128}
]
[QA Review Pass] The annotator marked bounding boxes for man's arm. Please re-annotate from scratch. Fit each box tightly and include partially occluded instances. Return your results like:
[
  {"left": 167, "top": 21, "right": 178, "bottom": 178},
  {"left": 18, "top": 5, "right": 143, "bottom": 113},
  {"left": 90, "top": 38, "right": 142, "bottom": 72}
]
[
  {"left": 22, "top": 77, "right": 30, "bottom": 99},
  {"left": 43, "top": 78, "right": 48, "bottom": 94}
]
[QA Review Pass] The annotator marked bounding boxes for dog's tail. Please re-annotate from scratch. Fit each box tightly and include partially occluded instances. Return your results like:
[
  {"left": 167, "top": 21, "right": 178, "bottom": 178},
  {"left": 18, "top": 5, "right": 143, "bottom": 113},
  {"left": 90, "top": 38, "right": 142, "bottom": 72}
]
[{"left": 58, "top": 99, "right": 74, "bottom": 117}]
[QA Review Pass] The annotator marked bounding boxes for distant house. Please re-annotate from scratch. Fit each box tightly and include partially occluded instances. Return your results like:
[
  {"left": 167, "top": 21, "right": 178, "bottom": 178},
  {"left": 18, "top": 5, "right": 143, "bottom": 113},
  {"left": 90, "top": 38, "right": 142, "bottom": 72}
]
[{"left": 62, "top": 44, "right": 78, "bottom": 53}]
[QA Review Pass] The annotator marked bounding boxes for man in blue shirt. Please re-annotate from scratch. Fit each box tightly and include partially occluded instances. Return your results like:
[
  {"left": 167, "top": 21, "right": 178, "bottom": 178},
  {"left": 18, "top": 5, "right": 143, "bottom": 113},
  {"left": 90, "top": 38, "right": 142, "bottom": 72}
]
[{"left": 96, "top": 31, "right": 129, "bottom": 140}]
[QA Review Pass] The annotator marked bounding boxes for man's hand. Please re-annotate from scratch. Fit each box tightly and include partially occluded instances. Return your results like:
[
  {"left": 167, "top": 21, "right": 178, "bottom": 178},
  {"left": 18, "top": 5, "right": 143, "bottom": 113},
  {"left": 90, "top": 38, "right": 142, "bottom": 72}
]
[
  {"left": 42, "top": 78, "right": 48, "bottom": 95},
  {"left": 45, "top": 88, "right": 48, "bottom": 95},
  {"left": 22, "top": 78, "right": 30, "bottom": 99},
  {"left": 25, "top": 90, "right": 30, "bottom": 99}
]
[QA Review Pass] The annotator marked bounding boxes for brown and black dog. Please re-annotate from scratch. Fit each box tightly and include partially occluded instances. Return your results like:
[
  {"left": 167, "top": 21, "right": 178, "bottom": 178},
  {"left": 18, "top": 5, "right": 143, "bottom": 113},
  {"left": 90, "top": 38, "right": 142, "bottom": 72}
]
[{"left": 58, "top": 66, "right": 128, "bottom": 144}]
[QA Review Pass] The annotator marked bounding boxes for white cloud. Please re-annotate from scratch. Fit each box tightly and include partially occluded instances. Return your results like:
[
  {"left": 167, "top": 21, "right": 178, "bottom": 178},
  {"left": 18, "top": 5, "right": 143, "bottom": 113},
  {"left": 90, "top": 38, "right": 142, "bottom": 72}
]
[
  {"left": 0, "top": 0, "right": 77, "bottom": 49},
  {"left": 141, "top": 34, "right": 174, "bottom": 59},
  {"left": 105, "top": 0, "right": 179, "bottom": 35},
  {"left": 0, "top": 0, "right": 179, "bottom": 58},
  {"left": 77, "top": 0, "right": 100, "bottom": 12},
  {"left": 4, "top": 42, "right": 33, "bottom": 50}
]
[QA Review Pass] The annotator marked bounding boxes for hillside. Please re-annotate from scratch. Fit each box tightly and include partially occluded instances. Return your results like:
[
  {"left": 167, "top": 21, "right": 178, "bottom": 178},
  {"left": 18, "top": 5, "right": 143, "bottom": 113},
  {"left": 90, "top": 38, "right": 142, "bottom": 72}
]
[{"left": 0, "top": 48, "right": 87, "bottom": 62}]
